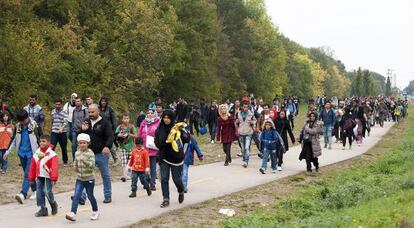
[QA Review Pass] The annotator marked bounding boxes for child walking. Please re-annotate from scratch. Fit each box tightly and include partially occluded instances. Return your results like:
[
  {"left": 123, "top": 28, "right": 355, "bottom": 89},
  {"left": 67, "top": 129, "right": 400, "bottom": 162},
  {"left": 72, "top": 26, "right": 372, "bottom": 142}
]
[
  {"left": 66, "top": 133, "right": 99, "bottom": 222},
  {"left": 259, "top": 120, "right": 280, "bottom": 174},
  {"left": 182, "top": 133, "right": 203, "bottom": 193},
  {"left": 28, "top": 134, "right": 59, "bottom": 217},
  {"left": 0, "top": 111, "right": 14, "bottom": 174},
  {"left": 128, "top": 137, "right": 152, "bottom": 197},
  {"left": 115, "top": 113, "right": 137, "bottom": 182}
]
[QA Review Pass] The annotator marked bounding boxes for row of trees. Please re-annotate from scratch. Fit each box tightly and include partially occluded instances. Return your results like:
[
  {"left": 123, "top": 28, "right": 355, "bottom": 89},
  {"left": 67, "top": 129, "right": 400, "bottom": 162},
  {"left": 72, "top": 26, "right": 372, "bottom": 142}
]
[{"left": 0, "top": 0, "right": 386, "bottom": 113}]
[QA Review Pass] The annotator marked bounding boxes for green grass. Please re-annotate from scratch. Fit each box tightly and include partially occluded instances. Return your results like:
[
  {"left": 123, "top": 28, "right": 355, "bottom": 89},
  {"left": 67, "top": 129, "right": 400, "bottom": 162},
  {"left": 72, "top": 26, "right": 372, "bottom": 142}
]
[{"left": 221, "top": 113, "right": 414, "bottom": 228}]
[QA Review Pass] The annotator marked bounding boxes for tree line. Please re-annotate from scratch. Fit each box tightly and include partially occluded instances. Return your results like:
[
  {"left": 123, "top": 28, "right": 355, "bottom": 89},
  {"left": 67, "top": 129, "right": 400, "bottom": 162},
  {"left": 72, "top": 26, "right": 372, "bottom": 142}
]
[{"left": 0, "top": 0, "right": 387, "bottom": 114}]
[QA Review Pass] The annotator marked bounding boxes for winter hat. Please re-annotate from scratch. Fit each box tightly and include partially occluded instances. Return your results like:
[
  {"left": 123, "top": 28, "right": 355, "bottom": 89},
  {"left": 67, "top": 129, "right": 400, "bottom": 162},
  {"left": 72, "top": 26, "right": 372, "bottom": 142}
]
[{"left": 77, "top": 133, "right": 91, "bottom": 143}]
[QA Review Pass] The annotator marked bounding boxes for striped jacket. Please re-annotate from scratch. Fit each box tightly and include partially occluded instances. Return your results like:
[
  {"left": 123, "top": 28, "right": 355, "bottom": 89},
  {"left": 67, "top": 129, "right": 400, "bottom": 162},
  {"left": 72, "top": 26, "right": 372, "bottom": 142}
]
[{"left": 51, "top": 108, "right": 68, "bottom": 133}]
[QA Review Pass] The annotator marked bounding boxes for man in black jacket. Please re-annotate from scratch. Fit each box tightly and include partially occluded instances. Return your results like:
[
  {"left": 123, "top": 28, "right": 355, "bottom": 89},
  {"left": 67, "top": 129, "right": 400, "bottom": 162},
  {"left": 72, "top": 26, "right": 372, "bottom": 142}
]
[
  {"left": 81, "top": 104, "right": 114, "bottom": 203},
  {"left": 99, "top": 96, "right": 119, "bottom": 165}
]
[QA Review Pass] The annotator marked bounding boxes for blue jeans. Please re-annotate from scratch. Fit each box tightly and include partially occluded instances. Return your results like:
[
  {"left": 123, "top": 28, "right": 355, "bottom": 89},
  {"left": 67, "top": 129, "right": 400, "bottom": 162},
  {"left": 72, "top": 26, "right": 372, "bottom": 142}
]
[
  {"left": 19, "top": 155, "right": 36, "bottom": 198},
  {"left": 182, "top": 163, "right": 189, "bottom": 191},
  {"left": 71, "top": 179, "right": 98, "bottom": 214},
  {"left": 71, "top": 131, "right": 79, "bottom": 161},
  {"left": 131, "top": 171, "right": 150, "bottom": 192},
  {"left": 95, "top": 153, "right": 112, "bottom": 199},
  {"left": 36, "top": 177, "right": 55, "bottom": 208},
  {"left": 324, "top": 126, "right": 333, "bottom": 145},
  {"left": 149, "top": 156, "right": 157, "bottom": 187},
  {"left": 0, "top": 149, "right": 8, "bottom": 172},
  {"left": 261, "top": 149, "right": 277, "bottom": 171},
  {"left": 160, "top": 161, "right": 184, "bottom": 201},
  {"left": 208, "top": 122, "right": 216, "bottom": 141},
  {"left": 239, "top": 135, "right": 252, "bottom": 163}
]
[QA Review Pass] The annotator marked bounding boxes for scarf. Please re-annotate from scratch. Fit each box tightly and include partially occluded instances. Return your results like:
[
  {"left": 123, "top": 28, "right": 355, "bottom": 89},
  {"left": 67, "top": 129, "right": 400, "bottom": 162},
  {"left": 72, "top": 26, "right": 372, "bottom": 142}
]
[{"left": 145, "top": 114, "right": 157, "bottom": 124}]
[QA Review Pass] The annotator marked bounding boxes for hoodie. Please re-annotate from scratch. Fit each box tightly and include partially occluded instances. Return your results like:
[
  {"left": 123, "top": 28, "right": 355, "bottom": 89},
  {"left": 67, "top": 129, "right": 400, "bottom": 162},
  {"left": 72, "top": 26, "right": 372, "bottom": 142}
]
[{"left": 260, "top": 120, "right": 280, "bottom": 151}]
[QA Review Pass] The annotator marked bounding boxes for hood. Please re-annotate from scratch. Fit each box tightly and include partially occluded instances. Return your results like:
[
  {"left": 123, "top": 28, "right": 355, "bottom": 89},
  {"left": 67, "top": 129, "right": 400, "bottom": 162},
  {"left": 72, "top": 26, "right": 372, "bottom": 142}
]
[{"left": 263, "top": 119, "right": 275, "bottom": 129}]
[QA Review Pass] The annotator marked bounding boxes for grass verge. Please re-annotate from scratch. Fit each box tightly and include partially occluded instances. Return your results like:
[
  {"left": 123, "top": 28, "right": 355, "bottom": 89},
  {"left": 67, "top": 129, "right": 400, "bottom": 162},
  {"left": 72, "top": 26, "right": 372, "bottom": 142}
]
[{"left": 221, "top": 114, "right": 413, "bottom": 227}]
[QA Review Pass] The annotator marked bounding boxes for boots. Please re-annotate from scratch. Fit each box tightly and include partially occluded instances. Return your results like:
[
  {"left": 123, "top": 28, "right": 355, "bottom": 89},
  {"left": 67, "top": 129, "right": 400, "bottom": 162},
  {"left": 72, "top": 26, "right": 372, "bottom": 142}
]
[{"left": 35, "top": 207, "right": 48, "bottom": 217}]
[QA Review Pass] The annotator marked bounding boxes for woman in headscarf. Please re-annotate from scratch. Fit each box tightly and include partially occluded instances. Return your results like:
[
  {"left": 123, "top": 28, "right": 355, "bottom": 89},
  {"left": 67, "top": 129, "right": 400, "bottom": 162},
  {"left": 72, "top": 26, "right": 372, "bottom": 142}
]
[
  {"left": 139, "top": 109, "right": 161, "bottom": 191},
  {"left": 299, "top": 112, "right": 322, "bottom": 175},
  {"left": 155, "top": 110, "right": 185, "bottom": 208},
  {"left": 216, "top": 104, "right": 237, "bottom": 166},
  {"left": 273, "top": 110, "right": 295, "bottom": 171}
]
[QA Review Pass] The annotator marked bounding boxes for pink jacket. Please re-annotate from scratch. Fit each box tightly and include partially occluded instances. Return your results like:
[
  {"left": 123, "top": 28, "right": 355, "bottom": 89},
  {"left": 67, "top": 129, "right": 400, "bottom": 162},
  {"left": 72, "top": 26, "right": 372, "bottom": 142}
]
[{"left": 139, "top": 118, "right": 160, "bottom": 157}]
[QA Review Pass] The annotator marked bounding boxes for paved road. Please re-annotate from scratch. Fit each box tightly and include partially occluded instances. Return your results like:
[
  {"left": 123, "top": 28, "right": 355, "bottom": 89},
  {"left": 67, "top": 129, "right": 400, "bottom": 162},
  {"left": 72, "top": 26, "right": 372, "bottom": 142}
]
[{"left": 0, "top": 122, "right": 394, "bottom": 227}]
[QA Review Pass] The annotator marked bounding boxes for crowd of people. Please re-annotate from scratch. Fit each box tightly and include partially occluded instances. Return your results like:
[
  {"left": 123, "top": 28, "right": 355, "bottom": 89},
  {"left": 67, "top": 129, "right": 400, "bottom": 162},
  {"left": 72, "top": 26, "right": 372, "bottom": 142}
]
[{"left": 0, "top": 93, "right": 408, "bottom": 222}]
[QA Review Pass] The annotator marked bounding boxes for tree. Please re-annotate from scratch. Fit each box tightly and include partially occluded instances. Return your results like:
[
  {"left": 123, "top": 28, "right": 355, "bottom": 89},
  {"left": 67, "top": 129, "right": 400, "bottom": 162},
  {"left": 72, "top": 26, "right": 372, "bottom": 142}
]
[
  {"left": 362, "top": 70, "right": 373, "bottom": 96},
  {"left": 385, "top": 76, "right": 392, "bottom": 96},
  {"left": 354, "top": 68, "right": 363, "bottom": 96},
  {"left": 404, "top": 80, "right": 414, "bottom": 95}
]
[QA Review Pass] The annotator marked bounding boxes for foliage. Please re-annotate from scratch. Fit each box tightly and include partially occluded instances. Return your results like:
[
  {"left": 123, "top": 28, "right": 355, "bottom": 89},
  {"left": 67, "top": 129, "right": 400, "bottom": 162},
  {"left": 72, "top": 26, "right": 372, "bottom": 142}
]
[{"left": 0, "top": 0, "right": 381, "bottom": 114}]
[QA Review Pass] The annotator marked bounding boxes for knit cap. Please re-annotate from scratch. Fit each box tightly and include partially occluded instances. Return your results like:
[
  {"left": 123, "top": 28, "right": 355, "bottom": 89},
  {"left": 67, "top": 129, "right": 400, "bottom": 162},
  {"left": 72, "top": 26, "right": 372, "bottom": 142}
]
[{"left": 77, "top": 133, "right": 91, "bottom": 143}]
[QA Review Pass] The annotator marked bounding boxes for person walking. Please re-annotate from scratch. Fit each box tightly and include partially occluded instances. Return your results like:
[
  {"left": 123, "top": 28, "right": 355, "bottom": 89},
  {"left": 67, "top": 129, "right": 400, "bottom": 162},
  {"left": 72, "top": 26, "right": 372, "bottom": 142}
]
[
  {"left": 71, "top": 97, "right": 88, "bottom": 160},
  {"left": 155, "top": 110, "right": 187, "bottom": 208},
  {"left": 139, "top": 109, "right": 160, "bottom": 191},
  {"left": 235, "top": 102, "right": 256, "bottom": 168},
  {"left": 0, "top": 111, "right": 14, "bottom": 173},
  {"left": 216, "top": 104, "right": 237, "bottom": 166},
  {"left": 274, "top": 110, "right": 295, "bottom": 171},
  {"left": 24, "top": 94, "right": 45, "bottom": 136},
  {"left": 299, "top": 112, "right": 323, "bottom": 175},
  {"left": 80, "top": 104, "right": 114, "bottom": 203},
  {"left": 4, "top": 110, "right": 39, "bottom": 203},
  {"left": 99, "top": 96, "right": 119, "bottom": 166},
  {"left": 63, "top": 93, "right": 77, "bottom": 142},
  {"left": 206, "top": 100, "right": 218, "bottom": 144},
  {"left": 319, "top": 102, "right": 336, "bottom": 149},
  {"left": 339, "top": 107, "right": 355, "bottom": 150},
  {"left": 50, "top": 98, "right": 69, "bottom": 165}
]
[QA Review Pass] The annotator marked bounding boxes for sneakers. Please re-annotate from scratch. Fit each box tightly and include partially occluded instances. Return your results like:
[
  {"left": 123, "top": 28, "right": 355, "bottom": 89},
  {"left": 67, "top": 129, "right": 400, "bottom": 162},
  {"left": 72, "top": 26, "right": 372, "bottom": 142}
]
[
  {"left": 277, "top": 166, "right": 282, "bottom": 171},
  {"left": 65, "top": 212, "right": 76, "bottom": 221},
  {"left": 51, "top": 201, "right": 58, "bottom": 215},
  {"left": 272, "top": 170, "right": 277, "bottom": 174},
  {"left": 29, "top": 191, "right": 36, "bottom": 200},
  {"left": 236, "top": 153, "right": 242, "bottom": 157},
  {"left": 150, "top": 185, "right": 157, "bottom": 191},
  {"left": 91, "top": 211, "right": 99, "bottom": 221},
  {"left": 1, "top": 170, "right": 6, "bottom": 174},
  {"left": 259, "top": 168, "right": 266, "bottom": 174},
  {"left": 15, "top": 193, "right": 25, "bottom": 204},
  {"left": 103, "top": 198, "right": 112, "bottom": 204},
  {"left": 342, "top": 146, "right": 346, "bottom": 150},
  {"left": 146, "top": 188, "right": 152, "bottom": 196},
  {"left": 328, "top": 144, "right": 332, "bottom": 150},
  {"left": 129, "top": 191, "right": 136, "bottom": 198},
  {"left": 35, "top": 207, "right": 48, "bottom": 217},
  {"left": 160, "top": 200, "right": 170, "bottom": 208},
  {"left": 210, "top": 140, "right": 215, "bottom": 144},
  {"left": 224, "top": 161, "right": 229, "bottom": 166},
  {"left": 242, "top": 162, "right": 248, "bottom": 168},
  {"left": 178, "top": 192, "right": 184, "bottom": 204}
]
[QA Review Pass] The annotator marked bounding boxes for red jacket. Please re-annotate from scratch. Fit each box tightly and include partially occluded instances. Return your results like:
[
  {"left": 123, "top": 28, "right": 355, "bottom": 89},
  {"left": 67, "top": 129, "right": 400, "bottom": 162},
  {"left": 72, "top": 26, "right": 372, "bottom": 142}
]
[
  {"left": 216, "top": 116, "right": 237, "bottom": 143},
  {"left": 0, "top": 122, "right": 13, "bottom": 149},
  {"left": 29, "top": 146, "right": 59, "bottom": 182},
  {"left": 128, "top": 147, "right": 150, "bottom": 172}
]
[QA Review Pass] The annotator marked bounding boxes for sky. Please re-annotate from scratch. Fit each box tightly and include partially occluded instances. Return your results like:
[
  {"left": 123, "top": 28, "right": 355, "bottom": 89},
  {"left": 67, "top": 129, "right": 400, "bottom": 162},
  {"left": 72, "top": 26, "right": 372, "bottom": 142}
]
[{"left": 265, "top": 0, "right": 414, "bottom": 89}]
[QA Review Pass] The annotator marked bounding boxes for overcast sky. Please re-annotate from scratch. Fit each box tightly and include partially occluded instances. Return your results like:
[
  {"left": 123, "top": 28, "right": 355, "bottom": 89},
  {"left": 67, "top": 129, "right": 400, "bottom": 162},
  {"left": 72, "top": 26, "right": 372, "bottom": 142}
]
[{"left": 265, "top": 0, "right": 414, "bottom": 89}]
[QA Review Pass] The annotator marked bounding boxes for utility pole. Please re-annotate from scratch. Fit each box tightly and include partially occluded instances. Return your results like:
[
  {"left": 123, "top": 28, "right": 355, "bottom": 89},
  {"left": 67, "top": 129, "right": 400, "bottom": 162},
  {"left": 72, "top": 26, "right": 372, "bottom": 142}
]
[{"left": 393, "top": 72, "right": 397, "bottom": 88}]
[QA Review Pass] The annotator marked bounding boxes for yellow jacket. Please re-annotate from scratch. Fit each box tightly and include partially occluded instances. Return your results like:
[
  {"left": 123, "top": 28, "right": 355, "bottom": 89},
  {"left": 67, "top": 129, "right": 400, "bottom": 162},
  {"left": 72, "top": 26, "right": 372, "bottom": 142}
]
[{"left": 166, "top": 122, "right": 187, "bottom": 152}]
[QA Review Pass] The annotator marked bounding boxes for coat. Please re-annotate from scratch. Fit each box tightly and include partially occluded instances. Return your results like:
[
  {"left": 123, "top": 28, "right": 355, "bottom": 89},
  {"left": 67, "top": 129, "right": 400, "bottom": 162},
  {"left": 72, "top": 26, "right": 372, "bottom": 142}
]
[
  {"left": 300, "top": 121, "right": 323, "bottom": 158},
  {"left": 139, "top": 118, "right": 161, "bottom": 157},
  {"left": 216, "top": 116, "right": 236, "bottom": 144},
  {"left": 29, "top": 147, "right": 59, "bottom": 182},
  {"left": 235, "top": 110, "right": 256, "bottom": 136},
  {"left": 274, "top": 117, "right": 295, "bottom": 151}
]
